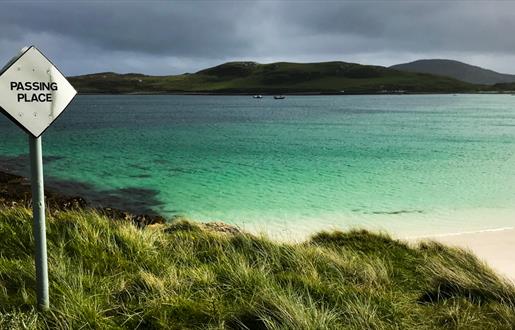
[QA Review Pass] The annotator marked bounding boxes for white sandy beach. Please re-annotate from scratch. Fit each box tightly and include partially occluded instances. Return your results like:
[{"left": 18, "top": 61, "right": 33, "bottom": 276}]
[{"left": 410, "top": 227, "right": 515, "bottom": 282}]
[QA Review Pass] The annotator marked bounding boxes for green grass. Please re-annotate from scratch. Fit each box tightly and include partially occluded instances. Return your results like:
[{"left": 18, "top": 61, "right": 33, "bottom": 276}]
[
  {"left": 1, "top": 207, "right": 514, "bottom": 329},
  {"left": 68, "top": 61, "right": 482, "bottom": 94}
]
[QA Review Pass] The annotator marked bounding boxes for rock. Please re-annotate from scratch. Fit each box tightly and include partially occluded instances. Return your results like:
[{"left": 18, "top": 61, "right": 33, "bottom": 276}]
[{"left": 202, "top": 222, "right": 242, "bottom": 235}]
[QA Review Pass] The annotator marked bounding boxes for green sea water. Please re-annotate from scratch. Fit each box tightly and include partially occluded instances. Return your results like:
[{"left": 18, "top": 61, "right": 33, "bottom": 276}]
[{"left": 1, "top": 94, "right": 515, "bottom": 238}]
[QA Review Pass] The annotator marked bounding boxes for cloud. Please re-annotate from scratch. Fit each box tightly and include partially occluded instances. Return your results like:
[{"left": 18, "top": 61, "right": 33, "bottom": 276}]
[{"left": 1, "top": 1, "right": 514, "bottom": 75}]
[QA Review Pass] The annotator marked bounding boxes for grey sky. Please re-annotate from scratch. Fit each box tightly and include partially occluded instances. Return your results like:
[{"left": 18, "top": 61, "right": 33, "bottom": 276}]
[{"left": 1, "top": 0, "right": 514, "bottom": 76}]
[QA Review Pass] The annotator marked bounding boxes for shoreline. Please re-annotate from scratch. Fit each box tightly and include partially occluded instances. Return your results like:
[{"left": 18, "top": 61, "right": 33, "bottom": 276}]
[
  {"left": 1, "top": 167, "right": 513, "bottom": 280},
  {"left": 75, "top": 91, "right": 515, "bottom": 96},
  {"left": 408, "top": 228, "right": 515, "bottom": 282},
  {"left": 404, "top": 226, "right": 515, "bottom": 240}
]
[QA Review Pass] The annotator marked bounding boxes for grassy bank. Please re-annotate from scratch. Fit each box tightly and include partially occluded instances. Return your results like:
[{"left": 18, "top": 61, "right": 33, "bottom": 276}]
[{"left": 1, "top": 207, "right": 514, "bottom": 329}]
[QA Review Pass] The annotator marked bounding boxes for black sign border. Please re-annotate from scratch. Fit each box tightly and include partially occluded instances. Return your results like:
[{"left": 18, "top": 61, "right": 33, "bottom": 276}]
[{"left": 0, "top": 45, "right": 77, "bottom": 138}]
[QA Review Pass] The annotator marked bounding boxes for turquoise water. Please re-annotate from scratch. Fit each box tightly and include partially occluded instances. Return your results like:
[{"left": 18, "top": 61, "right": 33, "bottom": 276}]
[{"left": 1, "top": 95, "right": 515, "bottom": 238}]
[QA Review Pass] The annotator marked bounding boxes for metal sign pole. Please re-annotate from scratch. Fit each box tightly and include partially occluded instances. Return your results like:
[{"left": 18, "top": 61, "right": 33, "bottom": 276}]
[
  {"left": 0, "top": 46, "right": 76, "bottom": 310},
  {"left": 28, "top": 134, "right": 49, "bottom": 311}
]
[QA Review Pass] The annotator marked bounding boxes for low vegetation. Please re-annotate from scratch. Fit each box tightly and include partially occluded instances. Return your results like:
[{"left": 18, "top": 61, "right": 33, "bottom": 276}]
[
  {"left": 69, "top": 61, "right": 481, "bottom": 94},
  {"left": 1, "top": 207, "right": 514, "bottom": 329}
]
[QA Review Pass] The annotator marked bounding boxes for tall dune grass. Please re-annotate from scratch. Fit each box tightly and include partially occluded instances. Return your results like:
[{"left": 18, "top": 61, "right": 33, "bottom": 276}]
[{"left": 0, "top": 207, "right": 514, "bottom": 329}]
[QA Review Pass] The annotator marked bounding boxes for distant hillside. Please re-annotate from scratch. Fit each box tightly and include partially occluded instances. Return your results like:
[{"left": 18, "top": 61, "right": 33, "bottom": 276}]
[
  {"left": 69, "top": 61, "right": 480, "bottom": 94},
  {"left": 390, "top": 59, "right": 515, "bottom": 85},
  {"left": 492, "top": 82, "right": 515, "bottom": 91}
]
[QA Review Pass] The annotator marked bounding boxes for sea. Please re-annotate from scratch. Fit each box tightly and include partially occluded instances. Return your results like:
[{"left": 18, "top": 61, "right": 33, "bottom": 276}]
[{"left": 1, "top": 94, "right": 514, "bottom": 239}]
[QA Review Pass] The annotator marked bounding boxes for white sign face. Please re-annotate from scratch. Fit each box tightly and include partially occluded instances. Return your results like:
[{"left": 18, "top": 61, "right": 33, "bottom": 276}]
[{"left": 0, "top": 46, "right": 77, "bottom": 137}]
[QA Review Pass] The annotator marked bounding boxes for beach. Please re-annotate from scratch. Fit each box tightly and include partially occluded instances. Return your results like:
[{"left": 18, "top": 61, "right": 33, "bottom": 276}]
[{"left": 410, "top": 228, "right": 515, "bottom": 281}]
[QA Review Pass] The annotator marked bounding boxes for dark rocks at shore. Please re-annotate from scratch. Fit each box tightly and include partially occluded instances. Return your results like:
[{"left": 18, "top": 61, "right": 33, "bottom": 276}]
[
  {"left": 0, "top": 170, "right": 86, "bottom": 209},
  {"left": 0, "top": 171, "right": 31, "bottom": 206},
  {"left": 0, "top": 170, "right": 165, "bottom": 227}
]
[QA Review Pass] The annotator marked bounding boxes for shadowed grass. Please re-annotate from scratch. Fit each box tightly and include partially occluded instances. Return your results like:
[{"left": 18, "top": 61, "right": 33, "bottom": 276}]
[{"left": 0, "top": 208, "right": 514, "bottom": 329}]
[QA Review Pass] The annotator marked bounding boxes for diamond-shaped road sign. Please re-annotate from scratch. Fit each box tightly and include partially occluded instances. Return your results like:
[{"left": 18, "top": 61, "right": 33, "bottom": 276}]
[
  {"left": 0, "top": 46, "right": 77, "bottom": 310},
  {"left": 0, "top": 46, "right": 77, "bottom": 137}
]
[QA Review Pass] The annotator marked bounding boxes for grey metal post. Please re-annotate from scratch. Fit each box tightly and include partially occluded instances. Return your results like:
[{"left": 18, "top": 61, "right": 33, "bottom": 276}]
[{"left": 28, "top": 135, "right": 49, "bottom": 311}]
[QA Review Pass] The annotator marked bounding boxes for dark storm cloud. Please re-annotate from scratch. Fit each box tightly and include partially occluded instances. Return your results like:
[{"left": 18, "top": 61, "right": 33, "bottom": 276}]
[
  {"left": 285, "top": 2, "right": 515, "bottom": 53},
  {"left": 0, "top": 2, "right": 254, "bottom": 56},
  {"left": 1, "top": 1, "right": 514, "bottom": 75}
]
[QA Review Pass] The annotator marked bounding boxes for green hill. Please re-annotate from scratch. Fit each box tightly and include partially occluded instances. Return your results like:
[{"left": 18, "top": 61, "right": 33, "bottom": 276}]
[
  {"left": 1, "top": 207, "right": 514, "bottom": 329},
  {"left": 492, "top": 82, "right": 515, "bottom": 91},
  {"left": 391, "top": 59, "right": 515, "bottom": 85},
  {"left": 69, "top": 61, "right": 480, "bottom": 94}
]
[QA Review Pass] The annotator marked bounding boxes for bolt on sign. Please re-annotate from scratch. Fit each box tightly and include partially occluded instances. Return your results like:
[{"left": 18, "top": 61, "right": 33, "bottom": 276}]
[
  {"left": 0, "top": 46, "right": 77, "bottom": 137},
  {"left": 0, "top": 46, "right": 77, "bottom": 311}
]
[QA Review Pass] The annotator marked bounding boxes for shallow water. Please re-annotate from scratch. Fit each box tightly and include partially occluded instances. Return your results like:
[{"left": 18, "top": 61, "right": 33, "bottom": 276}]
[{"left": 1, "top": 94, "right": 514, "bottom": 238}]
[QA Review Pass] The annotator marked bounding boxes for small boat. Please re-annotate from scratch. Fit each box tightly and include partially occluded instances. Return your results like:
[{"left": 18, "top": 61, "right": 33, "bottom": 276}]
[
  {"left": 253, "top": 95, "right": 263, "bottom": 99},
  {"left": 273, "top": 95, "right": 285, "bottom": 100}
]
